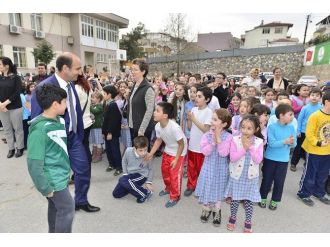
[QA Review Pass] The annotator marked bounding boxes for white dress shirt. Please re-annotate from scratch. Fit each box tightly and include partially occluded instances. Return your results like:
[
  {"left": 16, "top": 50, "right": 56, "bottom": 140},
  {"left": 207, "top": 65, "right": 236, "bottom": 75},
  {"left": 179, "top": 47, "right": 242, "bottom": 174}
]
[{"left": 55, "top": 73, "right": 77, "bottom": 132}]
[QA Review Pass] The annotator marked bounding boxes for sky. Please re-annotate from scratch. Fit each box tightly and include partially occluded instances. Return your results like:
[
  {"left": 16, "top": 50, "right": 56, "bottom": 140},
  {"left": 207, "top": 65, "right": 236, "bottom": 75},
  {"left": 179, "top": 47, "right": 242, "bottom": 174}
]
[
  {"left": 3, "top": 0, "right": 328, "bottom": 44},
  {"left": 118, "top": 13, "right": 328, "bottom": 43}
]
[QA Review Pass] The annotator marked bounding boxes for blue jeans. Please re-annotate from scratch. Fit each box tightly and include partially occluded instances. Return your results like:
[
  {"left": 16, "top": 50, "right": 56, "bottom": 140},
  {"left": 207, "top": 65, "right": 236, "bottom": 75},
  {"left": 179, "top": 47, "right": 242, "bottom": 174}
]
[{"left": 47, "top": 188, "right": 75, "bottom": 233}]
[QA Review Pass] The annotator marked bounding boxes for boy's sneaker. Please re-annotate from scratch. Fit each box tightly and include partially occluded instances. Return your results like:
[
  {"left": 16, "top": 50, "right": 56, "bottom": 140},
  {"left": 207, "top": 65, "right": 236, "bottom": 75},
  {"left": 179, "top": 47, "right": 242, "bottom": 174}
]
[
  {"left": 184, "top": 188, "right": 194, "bottom": 197},
  {"left": 158, "top": 190, "right": 170, "bottom": 197},
  {"left": 315, "top": 196, "right": 330, "bottom": 205},
  {"left": 114, "top": 169, "right": 123, "bottom": 176},
  {"left": 297, "top": 196, "right": 315, "bottom": 207},
  {"left": 200, "top": 209, "right": 212, "bottom": 223},
  {"left": 165, "top": 199, "right": 179, "bottom": 208},
  {"left": 258, "top": 199, "right": 267, "bottom": 208},
  {"left": 136, "top": 190, "right": 153, "bottom": 204},
  {"left": 268, "top": 200, "right": 278, "bottom": 210},
  {"left": 212, "top": 210, "right": 221, "bottom": 227},
  {"left": 290, "top": 165, "right": 297, "bottom": 172},
  {"left": 106, "top": 165, "right": 115, "bottom": 172}
]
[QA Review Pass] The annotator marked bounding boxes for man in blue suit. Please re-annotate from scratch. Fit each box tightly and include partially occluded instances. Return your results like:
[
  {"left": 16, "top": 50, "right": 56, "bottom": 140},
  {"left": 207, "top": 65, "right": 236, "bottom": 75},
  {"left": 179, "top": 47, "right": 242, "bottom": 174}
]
[{"left": 31, "top": 52, "right": 100, "bottom": 213}]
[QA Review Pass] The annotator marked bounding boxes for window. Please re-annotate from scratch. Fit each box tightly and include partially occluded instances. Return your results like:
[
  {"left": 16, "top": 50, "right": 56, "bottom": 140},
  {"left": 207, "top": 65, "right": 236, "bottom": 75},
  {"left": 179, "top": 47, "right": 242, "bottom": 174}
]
[
  {"left": 262, "top": 28, "right": 270, "bottom": 34},
  {"left": 31, "top": 13, "right": 42, "bottom": 31},
  {"left": 81, "top": 15, "right": 94, "bottom": 37},
  {"left": 0, "top": 45, "right": 3, "bottom": 57},
  {"left": 96, "top": 20, "right": 107, "bottom": 40},
  {"left": 275, "top": 27, "right": 283, "bottom": 34},
  {"left": 107, "top": 23, "right": 118, "bottom": 42},
  {"left": 13, "top": 47, "right": 27, "bottom": 67},
  {"left": 9, "top": 13, "right": 22, "bottom": 26},
  {"left": 97, "top": 53, "right": 107, "bottom": 63}
]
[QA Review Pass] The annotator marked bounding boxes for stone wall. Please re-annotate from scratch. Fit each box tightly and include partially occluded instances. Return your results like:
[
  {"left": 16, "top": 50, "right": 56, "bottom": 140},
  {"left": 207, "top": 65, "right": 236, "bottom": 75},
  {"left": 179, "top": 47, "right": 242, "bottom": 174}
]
[
  {"left": 301, "top": 64, "right": 330, "bottom": 82},
  {"left": 148, "top": 52, "right": 305, "bottom": 82},
  {"left": 147, "top": 45, "right": 305, "bottom": 82}
]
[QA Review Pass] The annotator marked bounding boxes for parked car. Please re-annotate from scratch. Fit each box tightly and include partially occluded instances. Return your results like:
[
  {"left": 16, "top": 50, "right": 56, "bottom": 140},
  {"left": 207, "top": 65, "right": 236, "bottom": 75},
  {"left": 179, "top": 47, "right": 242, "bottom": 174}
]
[
  {"left": 260, "top": 72, "right": 274, "bottom": 82},
  {"left": 227, "top": 75, "right": 246, "bottom": 84},
  {"left": 297, "top": 75, "right": 319, "bottom": 87}
]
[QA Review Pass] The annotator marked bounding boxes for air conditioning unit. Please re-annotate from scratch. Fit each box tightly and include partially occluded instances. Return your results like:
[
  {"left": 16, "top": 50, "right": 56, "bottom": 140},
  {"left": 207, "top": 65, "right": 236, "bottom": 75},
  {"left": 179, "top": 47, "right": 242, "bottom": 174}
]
[
  {"left": 34, "top": 31, "right": 45, "bottom": 39},
  {"left": 9, "top": 25, "right": 22, "bottom": 34},
  {"left": 67, "top": 36, "right": 74, "bottom": 45}
]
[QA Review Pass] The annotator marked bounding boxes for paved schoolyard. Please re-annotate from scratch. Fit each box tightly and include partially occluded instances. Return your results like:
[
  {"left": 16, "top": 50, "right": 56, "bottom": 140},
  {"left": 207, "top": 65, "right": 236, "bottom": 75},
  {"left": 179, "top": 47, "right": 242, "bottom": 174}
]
[{"left": 0, "top": 134, "right": 329, "bottom": 233}]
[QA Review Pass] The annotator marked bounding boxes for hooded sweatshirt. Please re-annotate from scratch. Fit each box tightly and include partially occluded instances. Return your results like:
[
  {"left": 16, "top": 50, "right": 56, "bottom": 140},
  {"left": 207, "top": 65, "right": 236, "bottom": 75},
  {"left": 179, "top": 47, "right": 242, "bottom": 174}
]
[{"left": 27, "top": 115, "right": 70, "bottom": 196}]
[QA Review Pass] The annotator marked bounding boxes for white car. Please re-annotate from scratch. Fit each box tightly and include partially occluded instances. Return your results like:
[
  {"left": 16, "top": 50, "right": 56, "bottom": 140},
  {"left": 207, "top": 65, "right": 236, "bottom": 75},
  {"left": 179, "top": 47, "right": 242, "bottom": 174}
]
[{"left": 297, "top": 75, "right": 319, "bottom": 87}]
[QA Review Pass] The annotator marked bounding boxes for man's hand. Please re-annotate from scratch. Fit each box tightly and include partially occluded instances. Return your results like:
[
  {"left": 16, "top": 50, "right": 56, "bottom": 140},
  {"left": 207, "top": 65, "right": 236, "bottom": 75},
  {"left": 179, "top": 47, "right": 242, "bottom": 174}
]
[
  {"left": 106, "top": 133, "right": 112, "bottom": 141},
  {"left": 138, "top": 131, "right": 144, "bottom": 137}
]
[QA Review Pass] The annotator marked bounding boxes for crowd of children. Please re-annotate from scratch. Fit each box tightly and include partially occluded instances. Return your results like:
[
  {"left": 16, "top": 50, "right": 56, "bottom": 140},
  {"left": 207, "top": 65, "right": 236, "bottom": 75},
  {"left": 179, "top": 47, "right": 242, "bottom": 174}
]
[{"left": 26, "top": 67, "right": 330, "bottom": 233}]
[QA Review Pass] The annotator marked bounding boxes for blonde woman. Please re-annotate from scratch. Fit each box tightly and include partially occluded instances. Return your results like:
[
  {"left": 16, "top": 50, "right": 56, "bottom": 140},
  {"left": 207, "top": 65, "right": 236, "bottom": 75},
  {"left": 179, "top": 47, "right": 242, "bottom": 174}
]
[{"left": 242, "top": 68, "right": 261, "bottom": 90}]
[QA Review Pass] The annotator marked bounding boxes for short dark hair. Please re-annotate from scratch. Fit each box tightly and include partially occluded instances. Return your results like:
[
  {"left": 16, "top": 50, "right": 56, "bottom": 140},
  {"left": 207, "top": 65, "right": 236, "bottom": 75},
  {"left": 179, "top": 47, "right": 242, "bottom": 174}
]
[
  {"left": 197, "top": 87, "right": 213, "bottom": 104},
  {"left": 309, "top": 87, "right": 322, "bottom": 97},
  {"left": 251, "top": 104, "right": 271, "bottom": 116},
  {"left": 322, "top": 90, "right": 330, "bottom": 105},
  {"left": 56, "top": 55, "right": 73, "bottom": 72},
  {"left": 276, "top": 90, "right": 290, "bottom": 100},
  {"left": 157, "top": 102, "right": 174, "bottom": 119},
  {"left": 275, "top": 104, "right": 294, "bottom": 119},
  {"left": 36, "top": 84, "right": 67, "bottom": 110},
  {"left": 132, "top": 59, "right": 149, "bottom": 78},
  {"left": 214, "top": 108, "right": 232, "bottom": 130},
  {"left": 133, "top": 136, "right": 149, "bottom": 149},
  {"left": 38, "top": 63, "right": 47, "bottom": 69},
  {"left": 193, "top": 73, "right": 202, "bottom": 81},
  {"left": 217, "top": 72, "right": 226, "bottom": 79},
  {"left": 103, "top": 85, "right": 118, "bottom": 99}
]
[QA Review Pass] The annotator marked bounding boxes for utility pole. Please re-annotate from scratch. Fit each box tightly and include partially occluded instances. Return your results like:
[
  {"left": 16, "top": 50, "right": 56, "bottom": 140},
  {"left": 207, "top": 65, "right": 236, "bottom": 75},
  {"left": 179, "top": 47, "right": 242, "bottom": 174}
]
[{"left": 303, "top": 14, "right": 311, "bottom": 45}]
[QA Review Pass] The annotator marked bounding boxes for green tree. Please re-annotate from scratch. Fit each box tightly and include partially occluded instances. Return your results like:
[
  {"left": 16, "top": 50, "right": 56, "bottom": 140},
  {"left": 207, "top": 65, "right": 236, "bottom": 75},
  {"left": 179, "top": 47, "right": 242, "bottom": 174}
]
[
  {"left": 32, "top": 40, "right": 56, "bottom": 65},
  {"left": 120, "top": 22, "right": 146, "bottom": 61}
]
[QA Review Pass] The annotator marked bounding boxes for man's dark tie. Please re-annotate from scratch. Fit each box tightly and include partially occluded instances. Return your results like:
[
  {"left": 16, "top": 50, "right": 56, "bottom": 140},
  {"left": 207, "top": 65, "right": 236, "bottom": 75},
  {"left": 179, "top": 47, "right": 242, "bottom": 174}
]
[{"left": 67, "top": 82, "right": 77, "bottom": 133}]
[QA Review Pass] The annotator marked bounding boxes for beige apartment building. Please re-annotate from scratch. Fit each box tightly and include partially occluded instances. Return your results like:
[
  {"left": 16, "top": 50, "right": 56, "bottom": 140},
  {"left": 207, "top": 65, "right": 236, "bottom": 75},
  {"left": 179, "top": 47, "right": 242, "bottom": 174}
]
[{"left": 0, "top": 13, "right": 128, "bottom": 75}]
